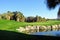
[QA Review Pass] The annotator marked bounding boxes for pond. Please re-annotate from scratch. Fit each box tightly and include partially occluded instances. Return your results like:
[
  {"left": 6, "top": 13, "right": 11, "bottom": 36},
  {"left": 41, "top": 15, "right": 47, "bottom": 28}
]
[
  {"left": 23, "top": 28, "right": 60, "bottom": 36},
  {"left": 31, "top": 31, "right": 60, "bottom": 36}
]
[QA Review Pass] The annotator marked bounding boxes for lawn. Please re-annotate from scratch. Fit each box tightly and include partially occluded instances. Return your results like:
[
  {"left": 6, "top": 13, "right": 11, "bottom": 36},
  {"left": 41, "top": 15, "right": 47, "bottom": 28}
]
[{"left": 0, "top": 19, "right": 60, "bottom": 32}]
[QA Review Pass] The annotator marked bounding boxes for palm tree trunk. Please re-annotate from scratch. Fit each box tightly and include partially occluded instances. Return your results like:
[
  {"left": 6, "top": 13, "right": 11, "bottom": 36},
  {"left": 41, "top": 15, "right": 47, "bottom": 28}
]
[{"left": 57, "top": 8, "right": 60, "bottom": 19}]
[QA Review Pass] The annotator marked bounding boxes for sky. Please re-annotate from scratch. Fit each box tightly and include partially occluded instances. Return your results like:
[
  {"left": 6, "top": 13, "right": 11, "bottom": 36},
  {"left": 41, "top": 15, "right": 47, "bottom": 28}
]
[{"left": 0, "top": 0, "right": 59, "bottom": 19}]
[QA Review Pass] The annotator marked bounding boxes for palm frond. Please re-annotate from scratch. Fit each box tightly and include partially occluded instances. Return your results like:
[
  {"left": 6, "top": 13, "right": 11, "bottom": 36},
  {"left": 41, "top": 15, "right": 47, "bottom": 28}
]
[{"left": 47, "top": 0, "right": 59, "bottom": 9}]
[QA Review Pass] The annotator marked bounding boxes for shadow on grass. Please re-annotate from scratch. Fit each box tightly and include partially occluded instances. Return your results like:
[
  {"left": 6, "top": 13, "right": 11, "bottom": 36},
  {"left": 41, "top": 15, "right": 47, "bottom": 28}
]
[{"left": 0, "top": 30, "right": 60, "bottom": 40}]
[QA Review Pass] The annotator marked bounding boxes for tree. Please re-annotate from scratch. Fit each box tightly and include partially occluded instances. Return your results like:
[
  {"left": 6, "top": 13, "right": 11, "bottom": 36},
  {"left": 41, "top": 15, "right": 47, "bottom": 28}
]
[
  {"left": 17, "top": 12, "right": 25, "bottom": 22},
  {"left": 26, "top": 16, "right": 34, "bottom": 22},
  {"left": 2, "top": 11, "right": 14, "bottom": 20},
  {"left": 1, "top": 13, "right": 7, "bottom": 19},
  {"left": 47, "top": 0, "right": 60, "bottom": 19},
  {"left": 13, "top": 11, "right": 25, "bottom": 22},
  {"left": 41, "top": 17, "right": 46, "bottom": 22},
  {"left": 58, "top": 8, "right": 60, "bottom": 19},
  {"left": 35, "top": 15, "right": 40, "bottom": 22},
  {"left": 7, "top": 11, "right": 14, "bottom": 20},
  {"left": 0, "top": 14, "right": 2, "bottom": 19},
  {"left": 35, "top": 15, "right": 42, "bottom": 22}
]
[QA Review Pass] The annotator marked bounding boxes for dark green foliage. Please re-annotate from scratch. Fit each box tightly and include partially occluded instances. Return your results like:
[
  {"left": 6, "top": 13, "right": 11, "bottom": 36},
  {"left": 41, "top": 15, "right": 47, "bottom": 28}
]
[
  {"left": 47, "top": 0, "right": 60, "bottom": 9},
  {"left": 57, "top": 8, "right": 60, "bottom": 19},
  {"left": 46, "top": 0, "right": 60, "bottom": 19},
  {"left": 25, "top": 16, "right": 46, "bottom": 22},
  {"left": 35, "top": 15, "right": 42, "bottom": 22},
  {"left": 0, "top": 11, "right": 25, "bottom": 22},
  {"left": 0, "top": 11, "right": 46, "bottom": 22},
  {"left": 26, "top": 16, "right": 35, "bottom": 22}
]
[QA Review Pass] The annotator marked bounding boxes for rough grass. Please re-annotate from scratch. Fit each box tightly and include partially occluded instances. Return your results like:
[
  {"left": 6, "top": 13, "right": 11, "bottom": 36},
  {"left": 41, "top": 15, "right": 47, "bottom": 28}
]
[{"left": 0, "top": 19, "right": 60, "bottom": 32}]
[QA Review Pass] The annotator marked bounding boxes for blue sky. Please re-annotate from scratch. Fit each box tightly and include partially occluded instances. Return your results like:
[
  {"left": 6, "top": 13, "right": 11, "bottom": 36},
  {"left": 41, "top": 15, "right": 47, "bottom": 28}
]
[{"left": 0, "top": 0, "right": 59, "bottom": 19}]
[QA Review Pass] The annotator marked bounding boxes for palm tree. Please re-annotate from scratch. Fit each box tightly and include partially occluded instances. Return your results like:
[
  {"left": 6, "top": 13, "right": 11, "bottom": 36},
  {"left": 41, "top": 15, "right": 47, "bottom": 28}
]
[
  {"left": 47, "top": 0, "right": 60, "bottom": 19},
  {"left": 13, "top": 11, "right": 25, "bottom": 22}
]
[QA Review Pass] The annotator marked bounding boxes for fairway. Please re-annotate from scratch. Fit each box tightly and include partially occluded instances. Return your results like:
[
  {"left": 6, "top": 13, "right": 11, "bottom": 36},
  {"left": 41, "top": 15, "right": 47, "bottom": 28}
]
[{"left": 0, "top": 19, "right": 60, "bottom": 32}]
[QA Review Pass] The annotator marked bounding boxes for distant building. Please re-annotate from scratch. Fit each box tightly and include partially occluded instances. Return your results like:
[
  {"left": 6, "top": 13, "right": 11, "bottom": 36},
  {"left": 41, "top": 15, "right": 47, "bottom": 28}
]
[{"left": 57, "top": 8, "right": 60, "bottom": 19}]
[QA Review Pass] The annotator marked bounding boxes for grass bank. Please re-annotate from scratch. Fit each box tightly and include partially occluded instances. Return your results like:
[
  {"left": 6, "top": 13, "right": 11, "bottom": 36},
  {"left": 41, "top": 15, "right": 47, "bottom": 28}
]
[{"left": 0, "top": 19, "right": 60, "bottom": 32}]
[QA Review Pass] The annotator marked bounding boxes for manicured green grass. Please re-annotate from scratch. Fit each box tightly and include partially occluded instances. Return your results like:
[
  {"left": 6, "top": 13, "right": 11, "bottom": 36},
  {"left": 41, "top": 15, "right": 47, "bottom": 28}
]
[
  {"left": 26, "top": 20, "right": 60, "bottom": 26},
  {"left": 0, "top": 19, "right": 27, "bottom": 32},
  {"left": 0, "top": 19, "right": 60, "bottom": 32}
]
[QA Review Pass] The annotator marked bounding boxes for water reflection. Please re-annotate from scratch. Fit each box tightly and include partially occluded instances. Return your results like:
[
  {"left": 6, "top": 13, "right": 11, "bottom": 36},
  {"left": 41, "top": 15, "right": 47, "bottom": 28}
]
[
  {"left": 22, "top": 28, "right": 60, "bottom": 34},
  {"left": 31, "top": 31, "right": 60, "bottom": 36}
]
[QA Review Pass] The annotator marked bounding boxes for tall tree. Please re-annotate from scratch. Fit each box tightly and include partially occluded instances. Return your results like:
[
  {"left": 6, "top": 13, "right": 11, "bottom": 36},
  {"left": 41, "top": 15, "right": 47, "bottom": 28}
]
[
  {"left": 26, "top": 16, "right": 34, "bottom": 22},
  {"left": 58, "top": 8, "right": 60, "bottom": 19},
  {"left": 47, "top": 0, "right": 60, "bottom": 19},
  {"left": 35, "top": 15, "right": 41, "bottom": 22},
  {"left": 13, "top": 11, "right": 25, "bottom": 22}
]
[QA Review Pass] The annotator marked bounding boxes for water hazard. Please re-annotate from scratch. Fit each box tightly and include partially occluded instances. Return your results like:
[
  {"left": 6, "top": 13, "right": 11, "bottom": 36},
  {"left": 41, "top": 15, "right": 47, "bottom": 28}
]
[{"left": 23, "top": 28, "right": 60, "bottom": 36}]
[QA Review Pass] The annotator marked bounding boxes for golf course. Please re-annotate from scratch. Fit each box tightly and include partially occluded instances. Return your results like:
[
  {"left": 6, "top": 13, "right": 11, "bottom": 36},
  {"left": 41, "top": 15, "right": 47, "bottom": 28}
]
[{"left": 0, "top": 19, "right": 60, "bottom": 32}]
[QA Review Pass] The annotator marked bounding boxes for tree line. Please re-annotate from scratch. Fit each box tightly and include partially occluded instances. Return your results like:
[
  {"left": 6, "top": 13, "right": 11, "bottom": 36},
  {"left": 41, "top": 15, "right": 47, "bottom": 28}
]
[{"left": 0, "top": 11, "right": 47, "bottom": 22}]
